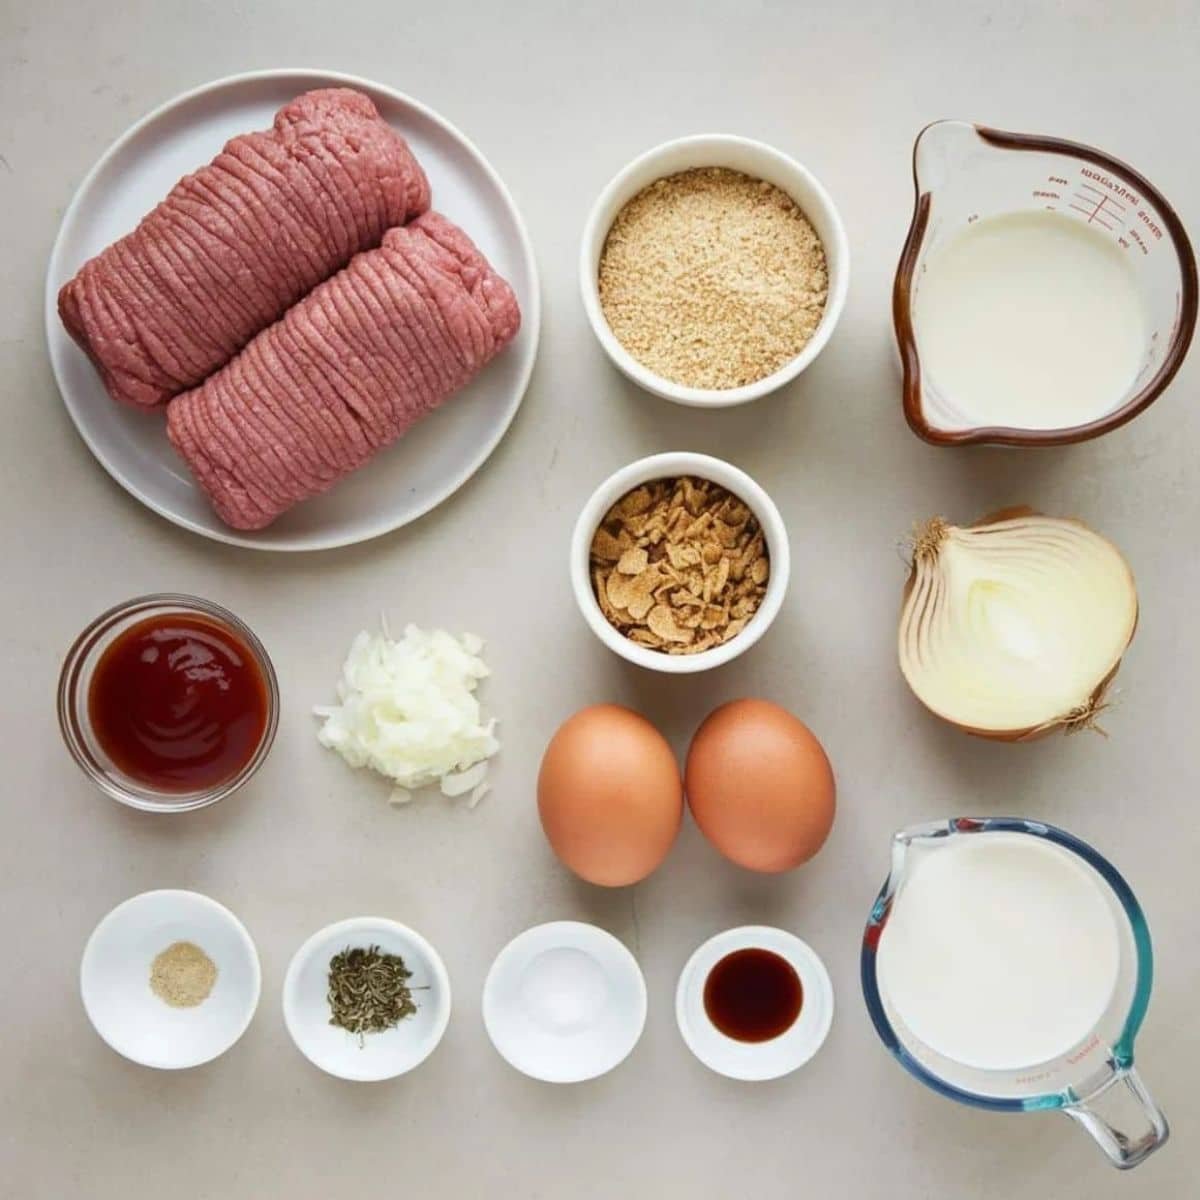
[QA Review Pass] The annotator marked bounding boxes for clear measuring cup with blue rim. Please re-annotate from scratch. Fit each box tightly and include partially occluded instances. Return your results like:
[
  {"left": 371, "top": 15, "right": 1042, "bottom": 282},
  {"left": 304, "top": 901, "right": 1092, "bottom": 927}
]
[{"left": 861, "top": 817, "right": 1168, "bottom": 1169}]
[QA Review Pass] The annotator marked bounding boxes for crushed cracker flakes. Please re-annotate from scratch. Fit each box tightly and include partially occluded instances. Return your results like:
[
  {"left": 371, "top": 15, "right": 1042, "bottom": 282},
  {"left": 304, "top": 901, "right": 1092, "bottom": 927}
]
[
  {"left": 617, "top": 547, "right": 649, "bottom": 576},
  {"left": 589, "top": 476, "right": 770, "bottom": 655}
]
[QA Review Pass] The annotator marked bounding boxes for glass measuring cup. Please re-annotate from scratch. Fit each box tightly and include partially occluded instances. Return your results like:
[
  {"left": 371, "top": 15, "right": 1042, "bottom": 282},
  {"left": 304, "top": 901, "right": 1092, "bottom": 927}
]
[
  {"left": 861, "top": 817, "right": 1168, "bottom": 1170},
  {"left": 894, "top": 120, "right": 1197, "bottom": 446}
]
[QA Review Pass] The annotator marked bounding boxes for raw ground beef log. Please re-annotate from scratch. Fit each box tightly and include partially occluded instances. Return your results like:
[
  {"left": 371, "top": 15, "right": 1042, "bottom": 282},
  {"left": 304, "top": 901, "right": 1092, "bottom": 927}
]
[
  {"left": 58, "top": 89, "right": 430, "bottom": 409},
  {"left": 166, "top": 212, "right": 521, "bottom": 530}
]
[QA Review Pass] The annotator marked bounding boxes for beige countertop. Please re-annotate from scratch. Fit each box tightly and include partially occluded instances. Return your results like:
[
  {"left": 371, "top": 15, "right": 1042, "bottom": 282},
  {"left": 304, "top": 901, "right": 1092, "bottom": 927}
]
[{"left": 2, "top": 2, "right": 1197, "bottom": 1197}]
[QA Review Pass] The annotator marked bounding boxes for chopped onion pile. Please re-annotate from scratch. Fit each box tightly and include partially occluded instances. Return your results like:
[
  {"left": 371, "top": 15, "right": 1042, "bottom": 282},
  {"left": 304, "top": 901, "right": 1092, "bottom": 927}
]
[
  {"left": 898, "top": 510, "right": 1138, "bottom": 739},
  {"left": 315, "top": 622, "right": 499, "bottom": 807}
]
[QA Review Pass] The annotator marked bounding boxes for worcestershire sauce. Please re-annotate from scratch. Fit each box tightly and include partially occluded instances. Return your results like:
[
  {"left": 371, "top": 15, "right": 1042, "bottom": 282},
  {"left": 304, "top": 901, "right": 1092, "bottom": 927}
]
[
  {"left": 703, "top": 948, "right": 803, "bottom": 1042},
  {"left": 88, "top": 613, "right": 268, "bottom": 792}
]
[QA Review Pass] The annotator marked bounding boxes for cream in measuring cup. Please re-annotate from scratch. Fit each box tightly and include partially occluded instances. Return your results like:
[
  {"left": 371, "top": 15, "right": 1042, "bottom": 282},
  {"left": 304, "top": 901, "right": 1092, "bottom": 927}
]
[
  {"left": 875, "top": 831, "right": 1120, "bottom": 1070},
  {"left": 915, "top": 212, "right": 1146, "bottom": 431},
  {"left": 861, "top": 818, "right": 1169, "bottom": 1170}
]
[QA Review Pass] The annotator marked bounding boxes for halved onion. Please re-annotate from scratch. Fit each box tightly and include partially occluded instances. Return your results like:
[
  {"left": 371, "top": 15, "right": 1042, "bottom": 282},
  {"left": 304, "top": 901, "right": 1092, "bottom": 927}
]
[{"left": 898, "top": 508, "right": 1138, "bottom": 739}]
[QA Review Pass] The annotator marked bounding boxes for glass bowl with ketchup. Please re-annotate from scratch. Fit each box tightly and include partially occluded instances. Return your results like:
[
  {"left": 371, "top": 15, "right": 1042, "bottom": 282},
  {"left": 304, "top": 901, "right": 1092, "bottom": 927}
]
[{"left": 58, "top": 595, "right": 278, "bottom": 812}]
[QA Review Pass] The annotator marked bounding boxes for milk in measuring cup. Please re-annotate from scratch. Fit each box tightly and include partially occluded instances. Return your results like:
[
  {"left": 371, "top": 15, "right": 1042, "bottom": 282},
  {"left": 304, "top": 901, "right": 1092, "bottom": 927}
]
[
  {"left": 876, "top": 832, "right": 1121, "bottom": 1071},
  {"left": 915, "top": 212, "right": 1146, "bottom": 430}
]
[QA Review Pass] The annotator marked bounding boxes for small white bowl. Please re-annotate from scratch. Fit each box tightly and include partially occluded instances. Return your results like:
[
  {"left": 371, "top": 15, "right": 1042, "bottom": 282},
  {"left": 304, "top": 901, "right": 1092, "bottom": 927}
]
[
  {"left": 80, "top": 889, "right": 260, "bottom": 1070},
  {"left": 283, "top": 917, "right": 451, "bottom": 1082},
  {"left": 570, "top": 452, "right": 790, "bottom": 674},
  {"left": 483, "top": 921, "right": 646, "bottom": 1083},
  {"left": 580, "top": 133, "right": 850, "bottom": 407},
  {"left": 676, "top": 926, "right": 833, "bottom": 1081}
]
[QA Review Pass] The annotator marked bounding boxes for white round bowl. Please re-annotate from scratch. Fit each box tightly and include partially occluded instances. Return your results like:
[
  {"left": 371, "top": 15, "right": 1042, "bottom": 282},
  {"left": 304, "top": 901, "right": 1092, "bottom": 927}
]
[
  {"left": 283, "top": 917, "right": 451, "bottom": 1082},
  {"left": 580, "top": 133, "right": 850, "bottom": 407},
  {"left": 483, "top": 921, "right": 647, "bottom": 1083},
  {"left": 676, "top": 926, "right": 834, "bottom": 1081},
  {"left": 80, "top": 889, "right": 260, "bottom": 1070},
  {"left": 570, "top": 452, "right": 790, "bottom": 674}
]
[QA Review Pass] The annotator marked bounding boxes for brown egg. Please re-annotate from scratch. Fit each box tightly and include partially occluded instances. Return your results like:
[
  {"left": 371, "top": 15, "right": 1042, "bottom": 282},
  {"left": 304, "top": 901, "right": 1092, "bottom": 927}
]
[
  {"left": 685, "top": 699, "right": 835, "bottom": 873},
  {"left": 538, "top": 704, "right": 683, "bottom": 887}
]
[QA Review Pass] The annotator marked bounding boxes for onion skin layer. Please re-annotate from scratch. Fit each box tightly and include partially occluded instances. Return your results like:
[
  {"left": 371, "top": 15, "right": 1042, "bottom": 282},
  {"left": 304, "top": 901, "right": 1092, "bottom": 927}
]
[{"left": 899, "top": 508, "right": 1138, "bottom": 742}]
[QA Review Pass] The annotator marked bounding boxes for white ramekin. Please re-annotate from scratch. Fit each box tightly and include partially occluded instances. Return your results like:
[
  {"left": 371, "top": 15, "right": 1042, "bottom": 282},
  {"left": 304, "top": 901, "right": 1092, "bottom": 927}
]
[
  {"left": 570, "top": 452, "right": 790, "bottom": 674},
  {"left": 580, "top": 134, "right": 850, "bottom": 407},
  {"left": 282, "top": 917, "right": 451, "bottom": 1082},
  {"left": 81, "top": 890, "right": 261, "bottom": 1070},
  {"left": 675, "top": 926, "right": 834, "bottom": 1081}
]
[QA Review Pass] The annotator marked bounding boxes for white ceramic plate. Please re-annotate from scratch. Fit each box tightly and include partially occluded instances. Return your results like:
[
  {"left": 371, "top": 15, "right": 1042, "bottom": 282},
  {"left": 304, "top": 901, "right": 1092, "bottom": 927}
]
[
  {"left": 45, "top": 69, "right": 540, "bottom": 551},
  {"left": 282, "top": 917, "right": 451, "bottom": 1082},
  {"left": 80, "top": 889, "right": 261, "bottom": 1070}
]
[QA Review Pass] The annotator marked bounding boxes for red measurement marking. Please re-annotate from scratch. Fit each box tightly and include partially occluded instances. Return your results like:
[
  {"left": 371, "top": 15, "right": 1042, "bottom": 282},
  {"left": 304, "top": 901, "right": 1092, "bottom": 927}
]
[
  {"left": 1087, "top": 192, "right": 1111, "bottom": 225},
  {"left": 1078, "top": 182, "right": 1128, "bottom": 214},
  {"left": 1069, "top": 186, "right": 1125, "bottom": 231},
  {"left": 1079, "top": 167, "right": 1140, "bottom": 207},
  {"left": 1066, "top": 1034, "right": 1101, "bottom": 1066},
  {"left": 1015, "top": 1068, "right": 1055, "bottom": 1086},
  {"left": 1068, "top": 202, "right": 1115, "bottom": 232},
  {"left": 1137, "top": 209, "right": 1164, "bottom": 240}
]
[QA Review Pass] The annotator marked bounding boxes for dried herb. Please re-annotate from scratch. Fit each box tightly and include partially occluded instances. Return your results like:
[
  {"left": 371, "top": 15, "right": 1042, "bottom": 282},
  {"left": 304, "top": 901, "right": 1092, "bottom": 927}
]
[{"left": 327, "top": 945, "right": 417, "bottom": 1043}]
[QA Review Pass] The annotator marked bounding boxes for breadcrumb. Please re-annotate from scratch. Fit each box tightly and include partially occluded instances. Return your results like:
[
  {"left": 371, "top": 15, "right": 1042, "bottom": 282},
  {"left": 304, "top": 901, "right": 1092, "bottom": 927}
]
[{"left": 598, "top": 168, "right": 827, "bottom": 390}]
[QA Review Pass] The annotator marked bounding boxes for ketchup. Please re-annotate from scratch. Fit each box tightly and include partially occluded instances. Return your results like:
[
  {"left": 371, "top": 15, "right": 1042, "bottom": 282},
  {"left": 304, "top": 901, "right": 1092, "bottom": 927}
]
[{"left": 88, "top": 613, "right": 268, "bottom": 792}]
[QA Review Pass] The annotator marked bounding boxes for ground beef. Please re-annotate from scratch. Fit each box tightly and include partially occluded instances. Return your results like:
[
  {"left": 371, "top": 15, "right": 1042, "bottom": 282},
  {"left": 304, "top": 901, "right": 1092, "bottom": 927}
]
[
  {"left": 58, "top": 88, "right": 430, "bottom": 408},
  {"left": 166, "top": 212, "right": 521, "bottom": 530}
]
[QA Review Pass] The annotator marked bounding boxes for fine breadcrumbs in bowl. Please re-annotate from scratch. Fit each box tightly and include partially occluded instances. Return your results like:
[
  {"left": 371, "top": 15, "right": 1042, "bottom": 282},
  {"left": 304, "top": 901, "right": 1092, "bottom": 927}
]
[
  {"left": 598, "top": 167, "right": 828, "bottom": 390},
  {"left": 589, "top": 477, "right": 769, "bottom": 655}
]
